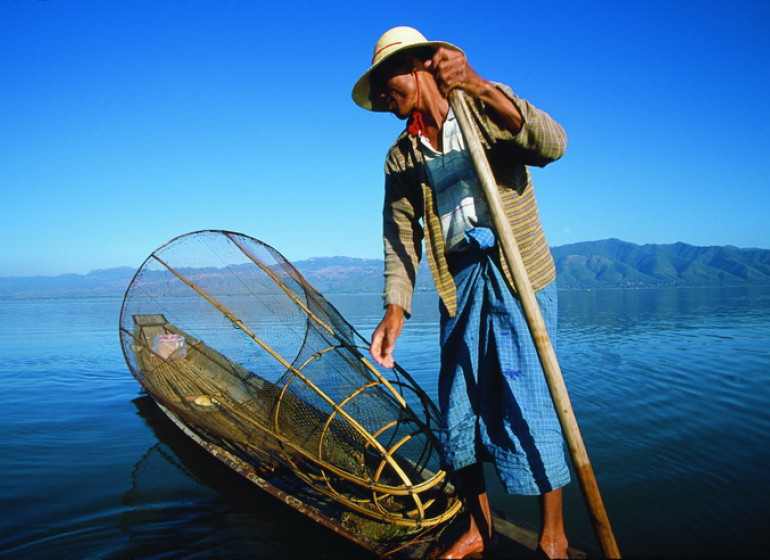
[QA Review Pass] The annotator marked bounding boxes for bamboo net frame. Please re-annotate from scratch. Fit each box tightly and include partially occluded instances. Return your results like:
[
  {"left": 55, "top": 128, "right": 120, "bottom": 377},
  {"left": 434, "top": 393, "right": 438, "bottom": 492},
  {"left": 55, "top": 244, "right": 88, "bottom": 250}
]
[{"left": 119, "top": 230, "right": 461, "bottom": 528}]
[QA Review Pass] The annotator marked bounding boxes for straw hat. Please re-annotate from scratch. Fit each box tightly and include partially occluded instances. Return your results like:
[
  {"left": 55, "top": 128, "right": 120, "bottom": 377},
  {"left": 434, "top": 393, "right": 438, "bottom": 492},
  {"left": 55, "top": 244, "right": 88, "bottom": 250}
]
[{"left": 352, "top": 26, "right": 464, "bottom": 111}]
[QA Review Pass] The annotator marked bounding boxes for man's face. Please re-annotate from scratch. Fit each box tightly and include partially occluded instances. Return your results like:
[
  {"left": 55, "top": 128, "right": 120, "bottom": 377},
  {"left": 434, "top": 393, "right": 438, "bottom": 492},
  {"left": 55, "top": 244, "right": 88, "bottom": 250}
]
[{"left": 370, "top": 55, "right": 416, "bottom": 118}]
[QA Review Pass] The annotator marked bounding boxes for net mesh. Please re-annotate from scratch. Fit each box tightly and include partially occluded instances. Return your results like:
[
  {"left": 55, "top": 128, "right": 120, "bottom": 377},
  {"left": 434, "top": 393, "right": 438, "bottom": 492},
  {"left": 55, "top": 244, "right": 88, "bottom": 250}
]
[{"left": 119, "top": 230, "right": 460, "bottom": 528}]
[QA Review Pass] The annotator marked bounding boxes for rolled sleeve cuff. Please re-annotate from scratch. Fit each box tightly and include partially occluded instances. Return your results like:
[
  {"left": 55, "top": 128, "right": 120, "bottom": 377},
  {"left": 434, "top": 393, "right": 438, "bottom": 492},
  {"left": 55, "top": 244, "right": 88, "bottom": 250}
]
[{"left": 383, "top": 291, "right": 412, "bottom": 319}]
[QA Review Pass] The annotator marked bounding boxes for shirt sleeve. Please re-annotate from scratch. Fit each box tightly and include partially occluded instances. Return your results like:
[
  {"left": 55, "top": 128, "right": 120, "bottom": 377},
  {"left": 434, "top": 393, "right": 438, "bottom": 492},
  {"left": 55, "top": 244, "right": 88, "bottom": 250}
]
[
  {"left": 382, "top": 144, "right": 424, "bottom": 318},
  {"left": 476, "top": 83, "right": 567, "bottom": 168}
]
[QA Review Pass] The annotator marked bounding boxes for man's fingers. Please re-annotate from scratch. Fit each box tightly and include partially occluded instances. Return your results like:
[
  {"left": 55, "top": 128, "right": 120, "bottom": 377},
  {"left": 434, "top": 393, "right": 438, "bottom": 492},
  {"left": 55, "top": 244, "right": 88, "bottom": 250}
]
[
  {"left": 426, "top": 48, "right": 469, "bottom": 96},
  {"left": 370, "top": 331, "right": 391, "bottom": 367},
  {"left": 370, "top": 305, "right": 404, "bottom": 369},
  {"left": 370, "top": 331, "right": 395, "bottom": 368},
  {"left": 370, "top": 331, "right": 383, "bottom": 361}
]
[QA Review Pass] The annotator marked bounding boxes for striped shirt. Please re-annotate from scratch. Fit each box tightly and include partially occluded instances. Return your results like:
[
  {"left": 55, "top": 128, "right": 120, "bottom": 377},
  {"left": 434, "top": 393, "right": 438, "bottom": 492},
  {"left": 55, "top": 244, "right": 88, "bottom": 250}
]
[
  {"left": 382, "top": 84, "right": 566, "bottom": 317},
  {"left": 421, "top": 106, "right": 492, "bottom": 252}
]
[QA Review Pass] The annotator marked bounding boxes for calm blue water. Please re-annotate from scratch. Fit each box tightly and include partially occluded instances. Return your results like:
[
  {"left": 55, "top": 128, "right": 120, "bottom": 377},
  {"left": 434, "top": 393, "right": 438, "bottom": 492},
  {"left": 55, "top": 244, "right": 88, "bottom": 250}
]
[{"left": 1, "top": 287, "right": 768, "bottom": 558}]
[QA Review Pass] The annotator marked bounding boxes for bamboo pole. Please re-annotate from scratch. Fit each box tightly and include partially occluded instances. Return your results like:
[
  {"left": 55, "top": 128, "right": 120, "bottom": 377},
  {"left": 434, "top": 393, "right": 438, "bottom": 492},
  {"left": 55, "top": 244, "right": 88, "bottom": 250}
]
[{"left": 449, "top": 90, "right": 620, "bottom": 558}]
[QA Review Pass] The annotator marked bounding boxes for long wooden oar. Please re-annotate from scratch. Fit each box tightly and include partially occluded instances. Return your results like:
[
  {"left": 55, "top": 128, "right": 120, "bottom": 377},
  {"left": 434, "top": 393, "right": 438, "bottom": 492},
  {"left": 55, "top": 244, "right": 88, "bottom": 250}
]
[{"left": 449, "top": 90, "right": 620, "bottom": 559}]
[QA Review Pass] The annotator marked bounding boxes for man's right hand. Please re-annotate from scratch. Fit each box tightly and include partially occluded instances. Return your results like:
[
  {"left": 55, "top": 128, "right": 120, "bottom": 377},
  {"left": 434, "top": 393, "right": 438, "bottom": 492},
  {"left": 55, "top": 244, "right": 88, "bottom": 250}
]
[{"left": 369, "top": 304, "right": 405, "bottom": 369}]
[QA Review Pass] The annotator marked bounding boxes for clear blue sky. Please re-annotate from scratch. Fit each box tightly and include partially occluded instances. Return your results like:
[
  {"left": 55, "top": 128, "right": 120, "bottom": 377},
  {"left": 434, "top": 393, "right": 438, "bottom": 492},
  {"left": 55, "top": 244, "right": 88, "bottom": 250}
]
[{"left": 2, "top": 0, "right": 769, "bottom": 277}]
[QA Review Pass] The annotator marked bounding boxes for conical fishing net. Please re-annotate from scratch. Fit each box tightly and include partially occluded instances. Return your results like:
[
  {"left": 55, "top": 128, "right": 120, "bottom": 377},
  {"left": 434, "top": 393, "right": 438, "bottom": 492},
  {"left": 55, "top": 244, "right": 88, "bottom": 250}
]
[{"left": 119, "top": 230, "right": 461, "bottom": 528}]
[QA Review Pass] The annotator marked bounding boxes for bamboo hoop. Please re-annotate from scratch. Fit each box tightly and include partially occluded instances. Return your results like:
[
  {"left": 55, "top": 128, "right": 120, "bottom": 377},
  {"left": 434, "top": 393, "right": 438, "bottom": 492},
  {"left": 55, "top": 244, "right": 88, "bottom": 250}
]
[{"left": 449, "top": 90, "right": 620, "bottom": 558}]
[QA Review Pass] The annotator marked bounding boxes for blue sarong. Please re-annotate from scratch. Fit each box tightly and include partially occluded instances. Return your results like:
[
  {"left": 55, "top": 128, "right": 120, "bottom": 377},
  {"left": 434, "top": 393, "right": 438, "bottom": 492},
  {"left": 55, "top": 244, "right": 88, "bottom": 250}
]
[{"left": 438, "top": 228, "right": 570, "bottom": 495}]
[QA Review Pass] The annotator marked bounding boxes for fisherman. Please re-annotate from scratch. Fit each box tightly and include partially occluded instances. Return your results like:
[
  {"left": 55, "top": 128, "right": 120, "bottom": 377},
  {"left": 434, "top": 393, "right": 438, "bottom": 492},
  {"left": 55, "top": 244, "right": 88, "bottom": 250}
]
[{"left": 353, "top": 27, "right": 570, "bottom": 559}]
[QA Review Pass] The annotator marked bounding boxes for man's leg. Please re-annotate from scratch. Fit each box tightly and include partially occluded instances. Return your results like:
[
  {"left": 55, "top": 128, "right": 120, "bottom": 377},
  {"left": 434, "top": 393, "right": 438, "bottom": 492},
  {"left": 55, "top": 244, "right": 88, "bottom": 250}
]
[
  {"left": 437, "top": 463, "right": 496, "bottom": 558},
  {"left": 538, "top": 488, "right": 569, "bottom": 558}
]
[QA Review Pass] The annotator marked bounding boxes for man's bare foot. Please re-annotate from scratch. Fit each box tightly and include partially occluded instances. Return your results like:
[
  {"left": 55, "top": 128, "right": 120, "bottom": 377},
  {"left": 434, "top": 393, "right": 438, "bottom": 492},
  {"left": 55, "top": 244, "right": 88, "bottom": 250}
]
[
  {"left": 432, "top": 529, "right": 497, "bottom": 559},
  {"left": 536, "top": 536, "right": 569, "bottom": 559}
]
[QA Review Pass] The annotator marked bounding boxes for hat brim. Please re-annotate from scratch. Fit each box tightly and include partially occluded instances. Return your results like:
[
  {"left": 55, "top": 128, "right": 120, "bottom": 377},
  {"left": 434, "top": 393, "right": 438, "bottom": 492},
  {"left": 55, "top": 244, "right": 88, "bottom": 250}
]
[{"left": 352, "top": 40, "right": 463, "bottom": 111}]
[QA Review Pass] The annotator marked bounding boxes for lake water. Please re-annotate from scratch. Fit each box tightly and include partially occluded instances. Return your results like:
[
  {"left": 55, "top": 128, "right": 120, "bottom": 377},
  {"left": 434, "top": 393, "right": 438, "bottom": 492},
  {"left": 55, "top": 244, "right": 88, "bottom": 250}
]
[{"left": 1, "top": 286, "right": 768, "bottom": 558}]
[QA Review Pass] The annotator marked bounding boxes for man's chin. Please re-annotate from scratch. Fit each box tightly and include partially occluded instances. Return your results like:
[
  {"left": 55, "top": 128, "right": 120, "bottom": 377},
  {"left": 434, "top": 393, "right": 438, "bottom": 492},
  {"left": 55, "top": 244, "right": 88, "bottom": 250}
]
[{"left": 391, "top": 108, "right": 409, "bottom": 120}]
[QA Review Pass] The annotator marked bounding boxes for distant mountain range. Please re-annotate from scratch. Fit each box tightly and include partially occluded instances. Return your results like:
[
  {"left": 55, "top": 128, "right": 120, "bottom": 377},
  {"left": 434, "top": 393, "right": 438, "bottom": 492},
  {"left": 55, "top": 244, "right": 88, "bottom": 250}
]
[
  {"left": 551, "top": 239, "right": 770, "bottom": 289},
  {"left": 1, "top": 239, "right": 769, "bottom": 299}
]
